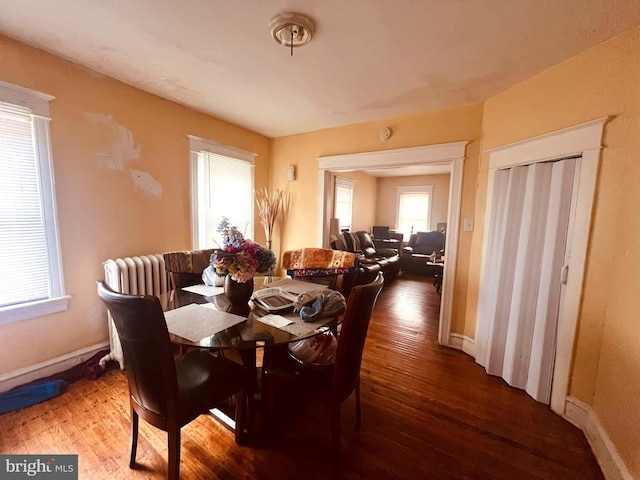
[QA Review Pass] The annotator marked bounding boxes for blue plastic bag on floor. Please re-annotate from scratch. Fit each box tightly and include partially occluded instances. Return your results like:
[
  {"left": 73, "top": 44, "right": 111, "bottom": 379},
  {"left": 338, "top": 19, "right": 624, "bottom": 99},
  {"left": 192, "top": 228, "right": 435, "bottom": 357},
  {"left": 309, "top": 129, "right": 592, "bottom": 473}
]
[{"left": 0, "top": 379, "right": 65, "bottom": 414}]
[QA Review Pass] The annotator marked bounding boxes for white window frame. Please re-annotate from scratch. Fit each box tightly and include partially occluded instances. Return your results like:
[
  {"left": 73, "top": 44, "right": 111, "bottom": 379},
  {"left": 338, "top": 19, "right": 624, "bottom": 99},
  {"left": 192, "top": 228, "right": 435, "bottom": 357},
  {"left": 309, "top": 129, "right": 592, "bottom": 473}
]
[
  {"left": 0, "top": 81, "right": 68, "bottom": 325},
  {"left": 396, "top": 185, "right": 434, "bottom": 238},
  {"left": 188, "top": 136, "right": 256, "bottom": 249},
  {"left": 334, "top": 177, "right": 355, "bottom": 232}
]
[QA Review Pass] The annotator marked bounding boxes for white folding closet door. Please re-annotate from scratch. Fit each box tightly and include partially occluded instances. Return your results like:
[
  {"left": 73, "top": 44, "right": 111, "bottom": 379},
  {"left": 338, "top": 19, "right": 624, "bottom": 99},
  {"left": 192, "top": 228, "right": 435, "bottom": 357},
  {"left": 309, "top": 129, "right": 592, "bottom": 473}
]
[{"left": 476, "top": 158, "right": 577, "bottom": 404}]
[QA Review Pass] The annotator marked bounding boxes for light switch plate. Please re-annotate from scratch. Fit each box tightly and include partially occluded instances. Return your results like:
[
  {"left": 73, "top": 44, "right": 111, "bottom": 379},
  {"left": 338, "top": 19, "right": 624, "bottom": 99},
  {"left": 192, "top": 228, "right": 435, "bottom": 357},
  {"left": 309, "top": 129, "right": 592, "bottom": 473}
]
[{"left": 463, "top": 218, "right": 474, "bottom": 231}]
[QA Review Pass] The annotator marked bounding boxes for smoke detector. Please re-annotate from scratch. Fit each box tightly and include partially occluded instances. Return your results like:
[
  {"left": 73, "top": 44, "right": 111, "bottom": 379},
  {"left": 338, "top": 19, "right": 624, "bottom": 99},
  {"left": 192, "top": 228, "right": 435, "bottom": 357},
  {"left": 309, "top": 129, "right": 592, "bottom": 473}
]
[{"left": 270, "top": 12, "right": 315, "bottom": 55}]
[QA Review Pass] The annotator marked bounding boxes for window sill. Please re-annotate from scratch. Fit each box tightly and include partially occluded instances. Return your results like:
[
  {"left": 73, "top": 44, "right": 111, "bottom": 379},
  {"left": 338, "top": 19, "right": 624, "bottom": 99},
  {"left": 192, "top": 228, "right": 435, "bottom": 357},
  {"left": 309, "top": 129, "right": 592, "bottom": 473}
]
[{"left": 0, "top": 296, "right": 71, "bottom": 326}]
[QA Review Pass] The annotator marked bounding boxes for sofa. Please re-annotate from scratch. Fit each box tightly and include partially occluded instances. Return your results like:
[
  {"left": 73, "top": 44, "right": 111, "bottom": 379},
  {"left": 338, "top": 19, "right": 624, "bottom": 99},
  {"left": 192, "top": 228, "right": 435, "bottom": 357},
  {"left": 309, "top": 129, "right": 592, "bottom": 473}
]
[
  {"left": 400, "top": 231, "right": 445, "bottom": 275},
  {"left": 330, "top": 231, "right": 400, "bottom": 280}
]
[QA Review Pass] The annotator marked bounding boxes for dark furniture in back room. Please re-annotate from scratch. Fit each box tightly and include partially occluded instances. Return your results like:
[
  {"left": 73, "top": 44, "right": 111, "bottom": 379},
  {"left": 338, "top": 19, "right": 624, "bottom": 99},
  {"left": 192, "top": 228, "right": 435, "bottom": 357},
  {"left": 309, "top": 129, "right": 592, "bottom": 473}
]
[
  {"left": 372, "top": 225, "right": 404, "bottom": 250},
  {"left": 401, "top": 231, "right": 445, "bottom": 275},
  {"left": 330, "top": 231, "right": 400, "bottom": 280}
]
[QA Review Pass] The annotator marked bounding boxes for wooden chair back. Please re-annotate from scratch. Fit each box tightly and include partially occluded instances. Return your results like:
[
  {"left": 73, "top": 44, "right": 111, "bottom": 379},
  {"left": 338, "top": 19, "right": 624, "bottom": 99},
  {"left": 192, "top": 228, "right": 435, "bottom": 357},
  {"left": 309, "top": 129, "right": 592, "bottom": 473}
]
[{"left": 331, "top": 272, "right": 384, "bottom": 405}]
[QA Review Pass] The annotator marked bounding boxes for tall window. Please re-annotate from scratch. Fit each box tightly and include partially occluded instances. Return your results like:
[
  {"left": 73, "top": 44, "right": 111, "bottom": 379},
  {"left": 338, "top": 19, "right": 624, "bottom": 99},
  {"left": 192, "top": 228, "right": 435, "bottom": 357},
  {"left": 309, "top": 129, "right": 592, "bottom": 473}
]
[
  {"left": 396, "top": 185, "right": 434, "bottom": 239},
  {"left": 0, "top": 81, "right": 67, "bottom": 325},
  {"left": 189, "top": 137, "right": 256, "bottom": 249},
  {"left": 334, "top": 177, "right": 355, "bottom": 232}
]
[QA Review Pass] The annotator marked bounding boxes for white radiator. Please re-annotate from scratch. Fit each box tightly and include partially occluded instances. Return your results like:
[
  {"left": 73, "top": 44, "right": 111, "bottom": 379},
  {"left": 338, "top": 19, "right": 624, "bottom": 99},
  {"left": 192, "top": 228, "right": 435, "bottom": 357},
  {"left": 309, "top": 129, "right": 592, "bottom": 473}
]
[{"left": 100, "top": 254, "right": 168, "bottom": 369}]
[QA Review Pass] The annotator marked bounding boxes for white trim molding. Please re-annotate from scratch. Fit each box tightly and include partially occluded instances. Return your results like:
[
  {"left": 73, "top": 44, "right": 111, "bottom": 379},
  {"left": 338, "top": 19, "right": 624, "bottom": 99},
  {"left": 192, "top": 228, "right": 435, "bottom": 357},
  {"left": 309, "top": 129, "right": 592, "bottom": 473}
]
[
  {"left": 0, "top": 342, "right": 109, "bottom": 393},
  {"left": 476, "top": 117, "right": 609, "bottom": 414},
  {"left": 187, "top": 135, "right": 257, "bottom": 164},
  {"left": 317, "top": 142, "right": 468, "bottom": 348},
  {"left": 448, "top": 333, "right": 476, "bottom": 357},
  {"left": 0, "top": 80, "right": 54, "bottom": 117},
  {"left": 188, "top": 136, "right": 257, "bottom": 249},
  {"left": 486, "top": 118, "right": 607, "bottom": 169},
  {"left": 0, "top": 81, "right": 67, "bottom": 325},
  {"left": 564, "top": 397, "right": 634, "bottom": 480}
]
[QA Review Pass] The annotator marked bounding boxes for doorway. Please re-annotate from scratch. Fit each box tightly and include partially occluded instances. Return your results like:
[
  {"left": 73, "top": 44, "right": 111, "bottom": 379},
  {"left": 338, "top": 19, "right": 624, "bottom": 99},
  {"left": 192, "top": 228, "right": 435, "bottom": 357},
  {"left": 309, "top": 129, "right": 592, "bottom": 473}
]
[
  {"left": 317, "top": 141, "right": 468, "bottom": 347},
  {"left": 475, "top": 157, "right": 579, "bottom": 404},
  {"left": 475, "top": 118, "right": 607, "bottom": 414}
]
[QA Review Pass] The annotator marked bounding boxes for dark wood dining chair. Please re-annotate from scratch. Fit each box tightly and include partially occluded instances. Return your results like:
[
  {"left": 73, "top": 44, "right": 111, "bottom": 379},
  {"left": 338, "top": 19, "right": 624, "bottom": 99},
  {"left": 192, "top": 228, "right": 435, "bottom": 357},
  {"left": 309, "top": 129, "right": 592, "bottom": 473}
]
[
  {"left": 97, "top": 282, "right": 249, "bottom": 480},
  {"left": 163, "top": 249, "right": 216, "bottom": 290},
  {"left": 262, "top": 272, "right": 384, "bottom": 466},
  {"left": 281, "top": 247, "right": 361, "bottom": 298}
]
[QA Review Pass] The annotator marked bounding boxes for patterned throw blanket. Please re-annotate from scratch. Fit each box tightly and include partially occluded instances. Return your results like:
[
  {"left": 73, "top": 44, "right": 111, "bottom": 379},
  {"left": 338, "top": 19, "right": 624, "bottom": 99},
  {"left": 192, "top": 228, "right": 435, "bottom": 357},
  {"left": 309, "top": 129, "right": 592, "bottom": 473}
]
[
  {"left": 282, "top": 248, "right": 357, "bottom": 270},
  {"left": 164, "top": 249, "right": 216, "bottom": 274}
]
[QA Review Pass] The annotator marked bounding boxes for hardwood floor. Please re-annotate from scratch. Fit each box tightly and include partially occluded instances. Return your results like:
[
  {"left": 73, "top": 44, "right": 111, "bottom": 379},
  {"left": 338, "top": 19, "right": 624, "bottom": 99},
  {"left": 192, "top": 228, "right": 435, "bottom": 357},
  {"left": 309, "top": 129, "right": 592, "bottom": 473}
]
[{"left": 0, "top": 274, "right": 603, "bottom": 479}]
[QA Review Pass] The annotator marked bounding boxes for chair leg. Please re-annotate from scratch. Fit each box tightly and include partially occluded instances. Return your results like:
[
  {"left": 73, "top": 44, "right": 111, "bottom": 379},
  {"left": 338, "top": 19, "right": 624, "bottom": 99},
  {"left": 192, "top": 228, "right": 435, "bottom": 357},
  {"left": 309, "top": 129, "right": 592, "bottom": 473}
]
[
  {"left": 355, "top": 376, "right": 362, "bottom": 428},
  {"left": 167, "top": 427, "right": 181, "bottom": 480},
  {"left": 128, "top": 407, "right": 139, "bottom": 468},
  {"left": 234, "top": 388, "right": 248, "bottom": 445},
  {"left": 331, "top": 404, "right": 342, "bottom": 468}
]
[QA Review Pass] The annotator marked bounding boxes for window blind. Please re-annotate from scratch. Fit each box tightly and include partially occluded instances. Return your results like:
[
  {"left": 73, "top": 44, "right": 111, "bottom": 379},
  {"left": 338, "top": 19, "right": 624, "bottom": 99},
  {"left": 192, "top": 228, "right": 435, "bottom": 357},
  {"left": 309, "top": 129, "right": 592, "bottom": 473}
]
[
  {"left": 397, "top": 191, "right": 431, "bottom": 238},
  {"left": 196, "top": 151, "right": 254, "bottom": 248},
  {"left": 0, "top": 101, "right": 50, "bottom": 307},
  {"left": 334, "top": 177, "right": 354, "bottom": 232}
]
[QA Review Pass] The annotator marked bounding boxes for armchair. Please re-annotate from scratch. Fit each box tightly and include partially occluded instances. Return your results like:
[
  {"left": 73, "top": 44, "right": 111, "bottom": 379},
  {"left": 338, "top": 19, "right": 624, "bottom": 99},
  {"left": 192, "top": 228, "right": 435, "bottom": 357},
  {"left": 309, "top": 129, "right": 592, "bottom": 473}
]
[{"left": 401, "top": 231, "right": 445, "bottom": 274}]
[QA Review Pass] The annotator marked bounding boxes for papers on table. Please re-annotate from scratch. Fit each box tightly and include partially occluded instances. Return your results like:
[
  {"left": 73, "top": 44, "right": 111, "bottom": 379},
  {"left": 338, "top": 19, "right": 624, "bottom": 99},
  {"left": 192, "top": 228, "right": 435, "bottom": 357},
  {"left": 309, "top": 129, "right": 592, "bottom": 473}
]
[
  {"left": 256, "top": 314, "right": 293, "bottom": 328},
  {"left": 256, "top": 313, "right": 330, "bottom": 337},
  {"left": 164, "top": 303, "right": 245, "bottom": 342},
  {"left": 181, "top": 284, "right": 223, "bottom": 296},
  {"left": 262, "top": 278, "right": 329, "bottom": 295}
]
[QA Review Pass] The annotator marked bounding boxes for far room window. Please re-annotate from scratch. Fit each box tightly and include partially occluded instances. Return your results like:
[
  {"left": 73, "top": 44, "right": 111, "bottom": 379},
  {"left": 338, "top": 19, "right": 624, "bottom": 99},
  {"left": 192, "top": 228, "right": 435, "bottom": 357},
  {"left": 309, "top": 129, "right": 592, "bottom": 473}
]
[
  {"left": 334, "top": 177, "right": 355, "bottom": 232},
  {"left": 396, "top": 185, "right": 434, "bottom": 239},
  {"left": 0, "top": 81, "right": 68, "bottom": 325},
  {"left": 189, "top": 136, "right": 256, "bottom": 249}
]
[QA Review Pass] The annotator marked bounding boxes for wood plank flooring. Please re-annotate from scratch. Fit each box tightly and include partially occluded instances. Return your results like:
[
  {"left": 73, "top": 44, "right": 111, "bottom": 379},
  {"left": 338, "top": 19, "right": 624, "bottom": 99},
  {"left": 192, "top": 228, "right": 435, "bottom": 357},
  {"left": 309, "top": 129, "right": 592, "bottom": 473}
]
[{"left": 0, "top": 274, "right": 604, "bottom": 479}]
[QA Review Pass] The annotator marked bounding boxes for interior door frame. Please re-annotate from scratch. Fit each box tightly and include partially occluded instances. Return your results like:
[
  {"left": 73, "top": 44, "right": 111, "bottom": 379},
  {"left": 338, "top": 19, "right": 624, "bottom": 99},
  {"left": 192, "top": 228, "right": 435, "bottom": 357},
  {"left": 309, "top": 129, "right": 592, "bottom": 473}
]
[
  {"left": 317, "top": 141, "right": 468, "bottom": 347},
  {"left": 477, "top": 117, "right": 608, "bottom": 414}
]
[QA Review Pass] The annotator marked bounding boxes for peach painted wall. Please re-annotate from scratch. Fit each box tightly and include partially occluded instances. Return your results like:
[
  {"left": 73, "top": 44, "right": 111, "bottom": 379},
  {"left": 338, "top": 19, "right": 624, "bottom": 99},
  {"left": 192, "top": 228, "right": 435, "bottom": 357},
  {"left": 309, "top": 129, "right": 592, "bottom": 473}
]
[
  {"left": 473, "top": 26, "right": 640, "bottom": 476},
  {"left": 0, "top": 35, "right": 270, "bottom": 377},
  {"left": 333, "top": 171, "right": 378, "bottom": 233},
  {"left": 271, "top": 104, "right": 483, "bottom": 334},
  {"left": 376, "top": 174, "right": 451, "bottom": 236}
]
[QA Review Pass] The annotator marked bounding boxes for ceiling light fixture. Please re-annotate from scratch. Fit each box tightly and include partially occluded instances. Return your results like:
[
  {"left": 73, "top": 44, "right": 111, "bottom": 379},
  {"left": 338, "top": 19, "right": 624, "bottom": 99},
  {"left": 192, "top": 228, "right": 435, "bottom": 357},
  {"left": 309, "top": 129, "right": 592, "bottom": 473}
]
[{"left": 269, "top": 12, "right": 315, "bottom": 56}]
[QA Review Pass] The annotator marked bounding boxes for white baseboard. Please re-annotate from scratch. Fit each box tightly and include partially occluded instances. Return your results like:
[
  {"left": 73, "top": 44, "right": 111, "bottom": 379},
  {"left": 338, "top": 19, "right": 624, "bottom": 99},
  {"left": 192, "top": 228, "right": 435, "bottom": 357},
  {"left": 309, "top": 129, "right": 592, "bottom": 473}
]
[
  {"left": 0, "top": 342, "right": 109, "bottom": 393},
  {"left": 448, "top": 333, "right": 476, "bottom": 357},
  {"left": 564, "top": 396, "right": 633, "bottom": 480}
]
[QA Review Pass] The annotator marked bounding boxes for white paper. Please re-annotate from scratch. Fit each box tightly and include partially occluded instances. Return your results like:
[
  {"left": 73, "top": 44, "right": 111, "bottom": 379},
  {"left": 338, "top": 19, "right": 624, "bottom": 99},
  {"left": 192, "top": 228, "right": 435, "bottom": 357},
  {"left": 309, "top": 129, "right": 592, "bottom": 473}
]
[
  {"left": 181, "top": 284, "right": 223, "bottom": 296},
  {"left": 164, "top": 303, "right": 245, "bottom": 342},
  {"left": 256, "top": 312, "right": 330, "bottom": 337},
  {"left": 277, "top": 316, "right": 330, "bottom": 337},
  {"left": 256, "top": 314, "right": 293, "bottom": 328}
]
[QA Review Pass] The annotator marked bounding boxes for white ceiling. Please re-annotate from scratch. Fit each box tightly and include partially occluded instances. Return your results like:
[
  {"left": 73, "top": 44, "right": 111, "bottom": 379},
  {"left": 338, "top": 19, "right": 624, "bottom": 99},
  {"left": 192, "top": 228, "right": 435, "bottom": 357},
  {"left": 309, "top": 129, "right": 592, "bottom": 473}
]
[{"left": 1, "top": 0, "right": 640, "bottom": 139}]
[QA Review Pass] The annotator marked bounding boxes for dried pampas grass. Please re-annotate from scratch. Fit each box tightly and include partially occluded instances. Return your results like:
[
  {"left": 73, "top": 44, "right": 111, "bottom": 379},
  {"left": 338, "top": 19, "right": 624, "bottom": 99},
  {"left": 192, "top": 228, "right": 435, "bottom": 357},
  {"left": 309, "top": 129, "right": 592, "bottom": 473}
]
[{"left": 255, "top": 188, "right": 285, "bottom": 245}]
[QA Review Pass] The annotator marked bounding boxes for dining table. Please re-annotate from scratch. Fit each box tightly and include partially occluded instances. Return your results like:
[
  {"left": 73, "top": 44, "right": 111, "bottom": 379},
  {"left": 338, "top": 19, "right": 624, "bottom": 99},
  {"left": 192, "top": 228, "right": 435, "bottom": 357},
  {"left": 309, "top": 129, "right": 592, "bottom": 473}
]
[{"left": 157, "top": 275, "right": 340, "bottom": 443}]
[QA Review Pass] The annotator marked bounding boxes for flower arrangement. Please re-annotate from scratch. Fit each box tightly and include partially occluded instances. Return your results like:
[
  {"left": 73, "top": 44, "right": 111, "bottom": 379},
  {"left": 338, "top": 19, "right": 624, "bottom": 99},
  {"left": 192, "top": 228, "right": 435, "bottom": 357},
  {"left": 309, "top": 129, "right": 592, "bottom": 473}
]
[
  {"left": 255, "top": 188, "right": 285, "bottom": 248},
  {"left": 210, "top": 217, "right": 276, "bottom": 283}
]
